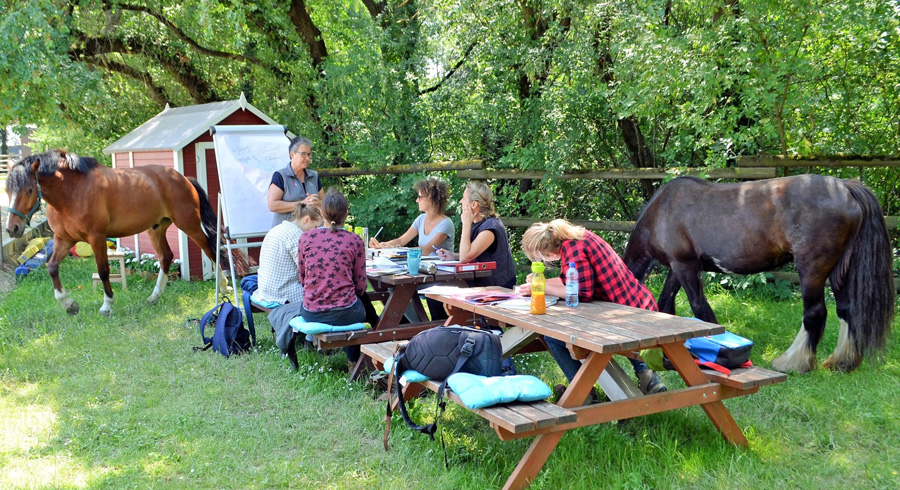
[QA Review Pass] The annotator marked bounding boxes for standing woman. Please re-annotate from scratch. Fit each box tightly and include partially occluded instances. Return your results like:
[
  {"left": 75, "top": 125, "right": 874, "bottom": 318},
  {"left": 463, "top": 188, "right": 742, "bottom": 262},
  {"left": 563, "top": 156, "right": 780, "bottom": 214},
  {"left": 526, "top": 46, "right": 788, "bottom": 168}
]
[
  {"left": 268, "top": 136, "right": 326, "bottom": 226},
  {"left": 436, "top": 181, "right": 516, "bottom": 289},
  {"left": 369, "top": 177, "right": 454, "bottom": 254},
  {"left": 297, "top": 189, "right": 371, "bottom": 372},
  {"left": 519, "top": 219, "right": 668, "bottom": 395}
]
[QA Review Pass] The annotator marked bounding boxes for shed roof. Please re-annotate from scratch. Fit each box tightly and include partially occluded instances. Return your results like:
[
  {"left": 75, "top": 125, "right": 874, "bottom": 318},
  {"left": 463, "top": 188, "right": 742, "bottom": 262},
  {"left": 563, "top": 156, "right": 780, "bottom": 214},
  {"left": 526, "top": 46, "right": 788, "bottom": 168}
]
[{"left": 103, "top": 93, "right": 282, "bottom": 154}]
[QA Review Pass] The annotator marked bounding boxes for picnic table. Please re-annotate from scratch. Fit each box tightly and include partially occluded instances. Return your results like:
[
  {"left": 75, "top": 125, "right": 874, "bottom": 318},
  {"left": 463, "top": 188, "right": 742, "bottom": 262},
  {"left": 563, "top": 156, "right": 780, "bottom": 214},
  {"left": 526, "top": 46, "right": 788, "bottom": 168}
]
[
  {"left": 409, "top": 289, "right": 787, "bottom": 490},
  {"left": 340, "top": 268, "right": 492, "bottom": 379}
]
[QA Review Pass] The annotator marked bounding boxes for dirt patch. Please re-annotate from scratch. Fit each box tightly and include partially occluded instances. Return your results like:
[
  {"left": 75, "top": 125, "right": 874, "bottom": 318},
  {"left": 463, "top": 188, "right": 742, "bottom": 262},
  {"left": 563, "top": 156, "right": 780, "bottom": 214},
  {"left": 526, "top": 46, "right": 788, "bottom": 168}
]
[{"left": 0, "top": 264, "right": 15, "bottom": 294}]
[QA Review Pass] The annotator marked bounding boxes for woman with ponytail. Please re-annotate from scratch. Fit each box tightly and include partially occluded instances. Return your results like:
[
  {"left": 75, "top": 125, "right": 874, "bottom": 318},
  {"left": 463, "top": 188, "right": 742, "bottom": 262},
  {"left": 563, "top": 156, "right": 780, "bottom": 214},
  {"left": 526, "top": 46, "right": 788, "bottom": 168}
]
[{"left": 296, "top": 189, "right": 375, "bottom": 372}]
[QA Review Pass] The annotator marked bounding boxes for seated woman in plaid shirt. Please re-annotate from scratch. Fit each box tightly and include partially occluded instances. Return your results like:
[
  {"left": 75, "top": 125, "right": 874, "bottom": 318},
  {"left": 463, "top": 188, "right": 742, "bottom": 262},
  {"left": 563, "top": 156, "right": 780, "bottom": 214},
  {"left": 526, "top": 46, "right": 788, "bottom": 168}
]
[{"left": 520, "top": 219, "right": 667, "bottom": 395}]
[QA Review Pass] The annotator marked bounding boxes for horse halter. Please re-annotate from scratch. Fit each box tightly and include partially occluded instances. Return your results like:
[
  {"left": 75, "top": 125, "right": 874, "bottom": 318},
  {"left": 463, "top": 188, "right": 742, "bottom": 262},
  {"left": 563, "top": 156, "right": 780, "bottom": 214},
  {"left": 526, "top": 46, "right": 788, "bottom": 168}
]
[{"left": 7, "top": 171, "right": 43, "bottom": 226}]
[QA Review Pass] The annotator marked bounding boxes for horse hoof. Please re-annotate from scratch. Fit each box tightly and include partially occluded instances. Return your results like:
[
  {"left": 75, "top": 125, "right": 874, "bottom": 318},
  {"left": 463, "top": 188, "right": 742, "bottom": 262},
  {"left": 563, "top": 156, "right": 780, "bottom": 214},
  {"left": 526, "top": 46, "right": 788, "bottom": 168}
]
[
  {"left": 66, "top": 302, "right": 80, "bottom": 315},
  {"left": 100, "top": 309, "right": 111, "bottom": 317},
  {"left": 822, "top": 355, "right": 861, "bottom": 373},
  {"left": 771, "top": 354, "right": 816, "bottom": 374},
  {"left": 147, "top": 296, "right": 160, "bottom": 305}
]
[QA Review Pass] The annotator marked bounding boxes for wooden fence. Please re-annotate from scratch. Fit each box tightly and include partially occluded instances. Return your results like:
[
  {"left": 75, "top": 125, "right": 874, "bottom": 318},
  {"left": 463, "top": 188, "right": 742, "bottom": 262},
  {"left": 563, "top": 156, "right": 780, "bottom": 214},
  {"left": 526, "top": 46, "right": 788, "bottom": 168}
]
[{"left": 320, "top": 157, "right": 899, "bottom": 231}]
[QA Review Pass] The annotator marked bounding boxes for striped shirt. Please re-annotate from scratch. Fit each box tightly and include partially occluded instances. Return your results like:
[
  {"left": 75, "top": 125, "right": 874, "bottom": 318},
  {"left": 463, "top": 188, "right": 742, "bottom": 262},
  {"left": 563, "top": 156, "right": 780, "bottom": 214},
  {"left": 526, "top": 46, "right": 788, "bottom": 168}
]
[{"left": 256, "top": 220, "right": 304, "bottom": 305}]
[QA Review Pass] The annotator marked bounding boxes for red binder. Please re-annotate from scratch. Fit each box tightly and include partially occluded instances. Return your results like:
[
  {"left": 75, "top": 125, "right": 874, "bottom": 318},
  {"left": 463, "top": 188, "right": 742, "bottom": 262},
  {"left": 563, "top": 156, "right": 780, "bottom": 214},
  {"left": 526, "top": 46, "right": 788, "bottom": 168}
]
[{"left": 435, "top": 261, "right": 497, "bottom": 272}]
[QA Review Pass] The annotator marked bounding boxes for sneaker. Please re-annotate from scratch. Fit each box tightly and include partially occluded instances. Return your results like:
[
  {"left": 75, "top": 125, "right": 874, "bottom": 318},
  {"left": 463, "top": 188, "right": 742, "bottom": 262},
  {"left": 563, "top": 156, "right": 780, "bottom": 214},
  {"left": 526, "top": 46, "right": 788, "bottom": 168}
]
[{"left": 638, "top": 370, "right": 667, "bottom": 395}]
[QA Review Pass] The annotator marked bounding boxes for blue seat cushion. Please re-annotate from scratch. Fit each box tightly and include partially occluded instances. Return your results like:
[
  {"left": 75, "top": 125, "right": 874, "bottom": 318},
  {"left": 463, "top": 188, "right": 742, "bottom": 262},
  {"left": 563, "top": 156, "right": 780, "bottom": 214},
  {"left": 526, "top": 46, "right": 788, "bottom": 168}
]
[
  {"left": 447, "top": 373, "right": 552, "bottom": 409},
  {"left": 288, "top": 316, "right": 367, "bottom": 335},
  {"left": 249, "top": 291, "right": 282, "bottom": 309},
  {"left": 383, "top": 356, "right": 429, "bottom": 383}
]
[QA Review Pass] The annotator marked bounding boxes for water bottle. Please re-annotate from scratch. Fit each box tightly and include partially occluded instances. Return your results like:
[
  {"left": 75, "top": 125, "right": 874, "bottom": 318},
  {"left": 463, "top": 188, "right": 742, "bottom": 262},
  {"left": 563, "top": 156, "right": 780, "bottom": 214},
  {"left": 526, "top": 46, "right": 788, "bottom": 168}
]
[
  {"left": 530, "top": 262, "right": 546, "bottom": 315},
  {"left": 565, "top": 262, "right": 579, "bottom": 307}
]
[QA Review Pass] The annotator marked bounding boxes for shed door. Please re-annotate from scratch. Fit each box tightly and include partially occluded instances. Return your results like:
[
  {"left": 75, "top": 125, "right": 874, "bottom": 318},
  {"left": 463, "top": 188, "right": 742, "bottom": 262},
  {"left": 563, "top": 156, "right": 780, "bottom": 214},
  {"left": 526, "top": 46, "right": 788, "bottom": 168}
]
[{"left": 197, "top": 144, "right": 217, "bottom": 280}]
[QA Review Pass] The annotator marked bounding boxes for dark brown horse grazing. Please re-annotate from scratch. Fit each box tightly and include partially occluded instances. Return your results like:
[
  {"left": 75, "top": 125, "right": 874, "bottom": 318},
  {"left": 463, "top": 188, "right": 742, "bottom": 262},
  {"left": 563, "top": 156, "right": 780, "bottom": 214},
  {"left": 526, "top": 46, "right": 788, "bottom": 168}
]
[
  {"left": 623, "top": 175, "right": 894, "bottom": 373},
  {"left": 5, "top": 150, "right": 228, "bottom": 316}
]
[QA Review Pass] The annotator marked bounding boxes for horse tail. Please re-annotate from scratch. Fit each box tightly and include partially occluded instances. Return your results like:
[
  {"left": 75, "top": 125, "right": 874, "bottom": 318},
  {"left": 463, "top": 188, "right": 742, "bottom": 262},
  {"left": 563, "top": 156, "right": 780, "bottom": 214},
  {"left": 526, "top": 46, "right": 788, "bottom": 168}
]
[
  {"left": 830, "top": 180, "right": 895, "bottom": 359},
  {"left": 188, "top": 178, "right": 230, "bottom": 269}
]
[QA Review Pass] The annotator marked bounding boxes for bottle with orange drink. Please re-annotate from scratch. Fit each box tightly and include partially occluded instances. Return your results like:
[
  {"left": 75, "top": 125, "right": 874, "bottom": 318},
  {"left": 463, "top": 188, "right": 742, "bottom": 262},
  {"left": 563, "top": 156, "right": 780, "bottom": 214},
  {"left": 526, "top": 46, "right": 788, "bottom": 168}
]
[{"left": 530, "top": 262, "right": 546, "bottom": 315}]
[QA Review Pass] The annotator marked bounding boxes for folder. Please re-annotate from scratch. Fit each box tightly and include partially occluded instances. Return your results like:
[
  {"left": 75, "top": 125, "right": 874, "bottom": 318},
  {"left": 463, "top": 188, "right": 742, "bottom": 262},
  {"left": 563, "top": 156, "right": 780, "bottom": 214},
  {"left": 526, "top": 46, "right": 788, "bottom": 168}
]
[{"left": 435, "top": 261, "right": 497, "bottom": 272}]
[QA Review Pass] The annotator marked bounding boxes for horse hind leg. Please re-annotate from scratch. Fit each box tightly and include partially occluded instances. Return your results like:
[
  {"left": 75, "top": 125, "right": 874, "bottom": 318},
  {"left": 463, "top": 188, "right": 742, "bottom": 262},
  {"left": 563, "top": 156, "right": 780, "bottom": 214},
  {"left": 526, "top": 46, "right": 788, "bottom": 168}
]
[
  {"left": 146, "top": 222, "right": 174, "bottom": 304},
  {"left": 172, "top": 209, "right": 229, "bottom": 291},
  {"left": 771, "top": 277, "right": 827, "bottom": 373},
  {"left": 822, "top": 289, "right": 861, "bottom": 372},
  {"left": 47, "top": 236, "right": 79, "bottom": 315}
]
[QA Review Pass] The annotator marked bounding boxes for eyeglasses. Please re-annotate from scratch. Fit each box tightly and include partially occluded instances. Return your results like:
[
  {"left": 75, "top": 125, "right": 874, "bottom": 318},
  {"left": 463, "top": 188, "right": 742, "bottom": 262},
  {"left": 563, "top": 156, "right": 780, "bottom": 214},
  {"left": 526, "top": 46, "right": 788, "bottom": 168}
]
[
  {"left": 416, "top": 194, "right": 426, "bottom": 200},
  {"left": 293, "top": 151, "right": 312, "bottom": 158}
]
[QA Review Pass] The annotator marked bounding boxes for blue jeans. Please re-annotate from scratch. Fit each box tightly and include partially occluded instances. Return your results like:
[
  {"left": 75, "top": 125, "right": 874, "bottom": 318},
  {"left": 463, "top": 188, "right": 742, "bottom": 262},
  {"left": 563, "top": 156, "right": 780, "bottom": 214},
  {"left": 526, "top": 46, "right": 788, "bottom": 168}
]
[
  {"left": 300, "top": 298, "right": 367, "bottom": 363},
  {"left": 544, "top": 336, "right": 647, "bottom": 382}
]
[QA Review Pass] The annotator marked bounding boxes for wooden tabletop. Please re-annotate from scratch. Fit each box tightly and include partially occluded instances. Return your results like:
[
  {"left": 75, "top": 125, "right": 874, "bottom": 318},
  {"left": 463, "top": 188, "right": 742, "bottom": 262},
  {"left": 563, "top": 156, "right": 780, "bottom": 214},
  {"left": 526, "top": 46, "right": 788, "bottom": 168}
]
[
  {"left": 426, "top": 291, "right": 725, "bottom": 354},
  {"left": 367, "top": 269, "right": 492, "bottom": 287}
]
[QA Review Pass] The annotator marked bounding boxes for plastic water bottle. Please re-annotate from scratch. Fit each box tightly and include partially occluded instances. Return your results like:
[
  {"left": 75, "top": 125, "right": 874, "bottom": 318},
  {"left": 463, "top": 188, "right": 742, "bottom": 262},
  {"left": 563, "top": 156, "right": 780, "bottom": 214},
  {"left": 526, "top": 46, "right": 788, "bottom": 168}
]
[{"left": 565, "top": 262, "right": 579, "bottom": 307}]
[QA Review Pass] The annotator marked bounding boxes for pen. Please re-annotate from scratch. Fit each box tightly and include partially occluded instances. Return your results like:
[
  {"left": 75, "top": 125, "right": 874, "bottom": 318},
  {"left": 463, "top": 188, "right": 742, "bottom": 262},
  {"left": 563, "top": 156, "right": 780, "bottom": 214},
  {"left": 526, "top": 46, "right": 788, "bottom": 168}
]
[{"left": 372, "top": 226, "right": 384, "bottom": 240}]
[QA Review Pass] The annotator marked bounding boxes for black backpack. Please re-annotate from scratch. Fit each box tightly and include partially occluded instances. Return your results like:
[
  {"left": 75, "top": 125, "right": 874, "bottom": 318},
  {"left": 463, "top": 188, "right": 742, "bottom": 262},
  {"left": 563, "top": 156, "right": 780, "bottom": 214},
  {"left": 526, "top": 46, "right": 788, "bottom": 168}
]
[
  {"left": 194, "top": 298, "right": 256, "bottom": 357},
  {"left": 384, "top": 326, "right": 502, "bottom": 456}
]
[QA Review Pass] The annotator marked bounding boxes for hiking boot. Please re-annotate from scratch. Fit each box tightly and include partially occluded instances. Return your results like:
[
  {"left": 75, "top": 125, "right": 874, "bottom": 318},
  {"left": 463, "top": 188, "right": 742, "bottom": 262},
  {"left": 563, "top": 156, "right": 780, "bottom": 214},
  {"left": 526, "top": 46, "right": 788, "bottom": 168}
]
[
  {"left": 638, "top": 370, "right": 667, "bottom": 395},
  {"left": 553, "top": 383, "right": 601, "bottom": 405}
]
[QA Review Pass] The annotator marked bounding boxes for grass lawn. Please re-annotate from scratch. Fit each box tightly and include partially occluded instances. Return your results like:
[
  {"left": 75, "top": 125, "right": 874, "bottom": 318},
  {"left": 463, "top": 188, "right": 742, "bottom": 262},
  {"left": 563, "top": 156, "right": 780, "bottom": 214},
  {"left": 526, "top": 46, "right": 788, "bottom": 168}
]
[{"left": 1, "top": 258, "right": 898, "bottom": 489}]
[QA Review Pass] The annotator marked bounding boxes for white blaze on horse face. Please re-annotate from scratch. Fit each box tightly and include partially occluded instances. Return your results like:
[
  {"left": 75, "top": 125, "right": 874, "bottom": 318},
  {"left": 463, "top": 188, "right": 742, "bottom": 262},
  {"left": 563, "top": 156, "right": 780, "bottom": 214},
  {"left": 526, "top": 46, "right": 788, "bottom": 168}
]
[
  {"left": 771, "top": 324, "right": 816, "bottom": 373},
  {"left": 5, "top": 190, "right": 17, "bottom": 231}
]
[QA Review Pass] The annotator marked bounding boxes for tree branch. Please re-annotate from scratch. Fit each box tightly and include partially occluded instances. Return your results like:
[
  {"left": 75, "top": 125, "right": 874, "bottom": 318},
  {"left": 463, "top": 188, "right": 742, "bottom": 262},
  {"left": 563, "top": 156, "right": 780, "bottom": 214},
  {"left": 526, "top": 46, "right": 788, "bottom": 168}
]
[
  {"left": 72, "top": 32, "right": 219, "bottom": 103},
  {"left": 288, "top": 0, "right": 328, "bottom": 70},
  {"left": 419, "top": 41, "right": 477, "bottom": 95},
  {"left": 85, "top": 56, "right": 170, "bottom": 107}
]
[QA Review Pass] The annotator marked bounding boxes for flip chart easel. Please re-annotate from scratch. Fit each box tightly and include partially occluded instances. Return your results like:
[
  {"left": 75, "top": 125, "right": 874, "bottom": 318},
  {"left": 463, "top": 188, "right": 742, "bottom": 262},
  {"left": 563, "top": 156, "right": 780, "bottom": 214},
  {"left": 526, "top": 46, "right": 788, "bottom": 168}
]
[{"left": 210, "top": 124, "right": 291, "bottom": 303}]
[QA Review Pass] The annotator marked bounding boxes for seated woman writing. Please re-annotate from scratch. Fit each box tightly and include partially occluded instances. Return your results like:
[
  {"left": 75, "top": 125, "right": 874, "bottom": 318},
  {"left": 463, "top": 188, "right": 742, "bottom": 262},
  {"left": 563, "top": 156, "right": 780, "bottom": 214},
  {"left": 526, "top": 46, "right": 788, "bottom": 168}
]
[
  {"left": 369, "top": 177, "right": 454, "bottom": 255},
  {"left": 519, "top": 219, "right": 668, "bottom": 395},
  {"left": 435, "top": 181, "right": 516, "bottom": 289}
]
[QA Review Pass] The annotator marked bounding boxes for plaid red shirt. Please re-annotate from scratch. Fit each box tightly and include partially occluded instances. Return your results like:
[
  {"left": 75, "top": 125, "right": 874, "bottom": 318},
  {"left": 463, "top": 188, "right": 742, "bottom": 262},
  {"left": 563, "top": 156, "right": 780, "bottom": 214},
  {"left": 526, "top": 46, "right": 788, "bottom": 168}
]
[{"left": 559, "top": 231, "right": 658, "bottom": 311}]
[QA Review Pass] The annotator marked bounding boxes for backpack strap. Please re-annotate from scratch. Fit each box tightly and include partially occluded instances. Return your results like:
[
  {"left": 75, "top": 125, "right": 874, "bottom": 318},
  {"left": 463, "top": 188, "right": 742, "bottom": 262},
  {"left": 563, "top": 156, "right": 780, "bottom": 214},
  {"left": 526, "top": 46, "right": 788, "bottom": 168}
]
[
  {"left": 242, "top": 289, "right": 256, "bottom": 345},
  {"left": 198, "top": 302, "right": 223, "bottom": 345}
]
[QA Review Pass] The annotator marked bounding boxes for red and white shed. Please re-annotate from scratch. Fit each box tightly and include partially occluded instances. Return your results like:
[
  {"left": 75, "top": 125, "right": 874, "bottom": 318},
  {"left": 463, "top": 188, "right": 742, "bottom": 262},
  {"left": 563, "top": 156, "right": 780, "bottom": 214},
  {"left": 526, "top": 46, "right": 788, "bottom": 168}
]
[{"left": 103, "top": 94, "right": 283, "bottom": 280}]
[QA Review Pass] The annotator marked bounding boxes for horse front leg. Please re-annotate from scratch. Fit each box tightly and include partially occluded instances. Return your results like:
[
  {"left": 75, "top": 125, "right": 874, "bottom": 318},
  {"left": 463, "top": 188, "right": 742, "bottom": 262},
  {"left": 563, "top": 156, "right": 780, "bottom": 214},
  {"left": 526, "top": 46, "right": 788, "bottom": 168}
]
[
  {"left": 670, "top": 261, "right": 718, "bottom": 323},
  {"left": 89, "top": 238, "right": 115, "bottom": 316},
  {"left": 771, "top": 277, "right": 826, "bottom": 373},
  {"left": 47, "top": 236, "right": 79, "bottom": 315},
  {"left": 657, "top": 270, "right": 682, "bottom": 315}
]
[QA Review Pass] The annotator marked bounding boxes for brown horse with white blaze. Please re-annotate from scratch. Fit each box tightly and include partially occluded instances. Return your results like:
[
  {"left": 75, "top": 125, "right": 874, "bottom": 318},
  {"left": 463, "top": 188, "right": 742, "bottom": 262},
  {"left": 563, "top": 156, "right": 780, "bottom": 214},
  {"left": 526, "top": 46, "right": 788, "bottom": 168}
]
[
  {"left": 623, "top": 175, "right": 894, "bottom": 373},
  {"left": 5, "top": 150, "right": 228, "bottom": 316}
]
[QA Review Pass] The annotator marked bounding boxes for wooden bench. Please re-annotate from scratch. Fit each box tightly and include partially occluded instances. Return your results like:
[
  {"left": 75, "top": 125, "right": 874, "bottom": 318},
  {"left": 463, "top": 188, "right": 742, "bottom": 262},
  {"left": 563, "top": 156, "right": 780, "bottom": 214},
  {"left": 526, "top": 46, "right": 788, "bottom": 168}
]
[
  {"left": 362, "top": 341, "right": 577, "bottom": 436},
  {"left": 92, "top": 250, "right": 127, "bottom": 292}
]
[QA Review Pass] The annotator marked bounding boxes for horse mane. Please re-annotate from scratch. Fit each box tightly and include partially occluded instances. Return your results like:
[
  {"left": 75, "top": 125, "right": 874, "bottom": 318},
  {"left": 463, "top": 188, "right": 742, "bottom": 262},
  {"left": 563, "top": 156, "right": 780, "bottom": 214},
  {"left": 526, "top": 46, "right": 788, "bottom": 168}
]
[{"left": 5, "top": 150, "right": 100, "bottom": 194}]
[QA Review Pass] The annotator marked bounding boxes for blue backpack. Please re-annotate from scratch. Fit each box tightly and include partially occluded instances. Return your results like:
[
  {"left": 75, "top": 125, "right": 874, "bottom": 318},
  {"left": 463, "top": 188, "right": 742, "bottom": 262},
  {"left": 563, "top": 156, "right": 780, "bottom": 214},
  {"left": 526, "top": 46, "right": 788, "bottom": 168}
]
[
  {"left": 684, "top": 331, "right": 753, "bottom": 374},
  {"left": 195, "top": 298, "right": 255, "bottom": 357}
]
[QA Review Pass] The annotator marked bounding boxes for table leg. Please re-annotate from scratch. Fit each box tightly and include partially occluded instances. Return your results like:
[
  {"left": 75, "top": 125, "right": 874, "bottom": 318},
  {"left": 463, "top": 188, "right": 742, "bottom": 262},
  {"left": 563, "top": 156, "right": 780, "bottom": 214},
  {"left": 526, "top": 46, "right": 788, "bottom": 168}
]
[
  {"left": 503, "top": 351, "right": 613, "bottom": 490},
  {"left": 376, "top": 284, "right": 419, "bottom": 330},
  {"left": 662, "top": 343, "right": 748, "bottom": 447}
]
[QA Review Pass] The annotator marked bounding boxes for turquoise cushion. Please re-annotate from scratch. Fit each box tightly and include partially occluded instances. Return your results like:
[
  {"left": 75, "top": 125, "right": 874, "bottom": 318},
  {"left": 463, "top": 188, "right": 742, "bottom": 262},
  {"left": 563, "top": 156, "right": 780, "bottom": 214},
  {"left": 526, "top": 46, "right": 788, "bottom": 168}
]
[
  {"left": 249, "top": 291, "right": 282, "bottom": 309},
  {"left": 288, "top": 316, "right": 367, "bottom": 335},
  {"left": 383, "top": 356, "right": 429, "bottom": 383},
  {"left": 446, "top": 373, "right": 552, "bottom": 409}
]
